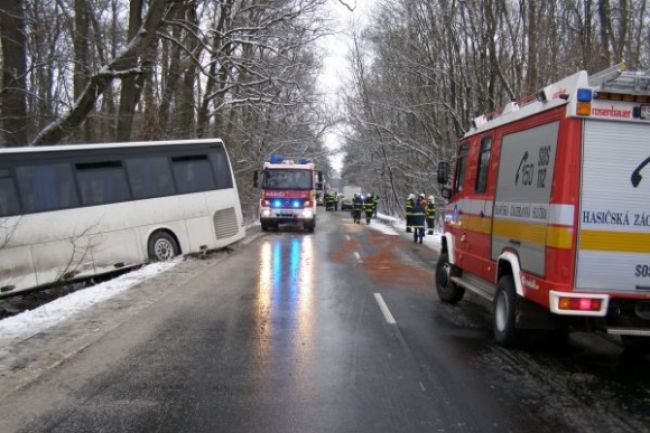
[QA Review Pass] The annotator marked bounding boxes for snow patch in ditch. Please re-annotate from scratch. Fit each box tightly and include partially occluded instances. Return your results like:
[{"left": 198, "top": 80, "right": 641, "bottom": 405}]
[{"left": 0, "top": 259, "right": 181, "bottom": 347}]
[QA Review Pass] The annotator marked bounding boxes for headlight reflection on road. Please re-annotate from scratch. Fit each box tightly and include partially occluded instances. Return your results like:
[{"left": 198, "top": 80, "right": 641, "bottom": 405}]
[{"left": 255, "top": 235, "right": 316, "bottom": 386}]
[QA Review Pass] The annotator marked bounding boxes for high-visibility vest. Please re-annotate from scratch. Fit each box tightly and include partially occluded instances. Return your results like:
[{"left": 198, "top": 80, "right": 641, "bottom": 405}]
[
  {"left": 405, "top": 198, "right": 414, "bottom": 215},
  {"left": 426, "top": 202, "right": 436, "bottom": 218}
]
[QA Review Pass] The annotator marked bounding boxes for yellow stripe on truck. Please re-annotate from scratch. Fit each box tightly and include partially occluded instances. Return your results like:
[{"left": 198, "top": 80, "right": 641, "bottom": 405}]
[
  {"left": 459, "top": 214, "right": 492, "bottom": 234},
  {"left": 492, "top": 219, "right": 573, "bottom": 249},
  {"left": 546, "top": 226, "right": 573, "bottom": 249},
  {"left": 580, "top": 230, "right": 650, "bottom": 253}
]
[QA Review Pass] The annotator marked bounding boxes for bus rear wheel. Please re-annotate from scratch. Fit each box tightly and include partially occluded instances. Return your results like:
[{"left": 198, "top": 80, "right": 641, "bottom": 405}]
[{"left": 148, "top": 231, "right": 180, "bottom": 262}]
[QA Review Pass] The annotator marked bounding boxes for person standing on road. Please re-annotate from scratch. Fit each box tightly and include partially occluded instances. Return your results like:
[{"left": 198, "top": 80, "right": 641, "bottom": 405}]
[
  {"left": 351, "top": 193, "right": 363, "bottom": 224},
  {"left": 325, "top": 191, "right": 338, "bottom": 211},
  {"left": 405, "top": 193, "right": 415, "bottom": 233},
  {"left": 412, "top": 194, "right": 427, "bottom": 243},
  {"left": 369, "top": 193, "right": 380, "bottom": 217},
  {"left": 363, "top": 195, "right": 375, "bottom": 224},
  {"left": 426, "top": 195, "right": 437, "bottom": 235}
]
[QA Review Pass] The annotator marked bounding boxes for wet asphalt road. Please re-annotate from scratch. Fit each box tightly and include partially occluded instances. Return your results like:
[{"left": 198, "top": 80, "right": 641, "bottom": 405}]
[{"left": 1, "top": 211, "right": 649, "bottom": 433}]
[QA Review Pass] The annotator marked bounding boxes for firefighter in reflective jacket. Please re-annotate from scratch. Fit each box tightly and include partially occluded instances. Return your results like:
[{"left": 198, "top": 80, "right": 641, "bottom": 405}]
[
  {"left": 405, "top": 193, "right": 415, "bottom": 233},
  {"left": 325, "top": 191, "right": 338, "bottom": 211},
  {"left": 412, "top": 194, "right": 427, "bottom": 243},
  {"left": 363, "top": 195, "right": 375, "bottom": 223},
  {"left": 426, "top": 195, "right": 436, "bottom": 235},
  {"left": 351, "top": 193, "right": 363, "bottom": 223},
  {"left": 368, "top": 193, "right": 380, "bottom": 217}
]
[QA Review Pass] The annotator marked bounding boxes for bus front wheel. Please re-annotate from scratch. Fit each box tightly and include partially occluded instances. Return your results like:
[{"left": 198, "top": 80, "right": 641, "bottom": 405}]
[{"left": 148, "top": 231, "right": 180, "bottom": 261}]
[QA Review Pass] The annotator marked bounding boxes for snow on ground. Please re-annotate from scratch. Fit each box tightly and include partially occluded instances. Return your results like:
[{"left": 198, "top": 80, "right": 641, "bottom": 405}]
[
  {"left": 0, "top": 259, "right": 181, "bottom": 347},
  {"left": 376, "top": 212, "right": 442, "bottom": 252}
]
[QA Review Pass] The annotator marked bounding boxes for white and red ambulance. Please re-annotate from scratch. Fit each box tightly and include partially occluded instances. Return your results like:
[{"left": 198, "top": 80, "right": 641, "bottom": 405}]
[
  {"left": 255, "top": 155, "right": 322, "bottom": 232},
  {"left": 436, "top": 64, "right": 650, "bottom": 349}
]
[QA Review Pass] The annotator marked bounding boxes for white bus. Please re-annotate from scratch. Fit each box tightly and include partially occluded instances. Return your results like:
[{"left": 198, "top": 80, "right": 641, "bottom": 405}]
[{"left": 0, "top": 138, "right": 245, "bottom": 296}]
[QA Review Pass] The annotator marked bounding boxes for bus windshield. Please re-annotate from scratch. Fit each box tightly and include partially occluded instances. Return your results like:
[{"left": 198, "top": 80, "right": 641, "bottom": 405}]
[{"left": 263, "top": 169, "right": 312, "bottom": 190}]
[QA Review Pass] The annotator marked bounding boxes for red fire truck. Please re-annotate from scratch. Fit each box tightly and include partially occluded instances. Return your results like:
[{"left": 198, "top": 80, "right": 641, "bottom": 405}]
[
  {"left": 255, "top": 155, "right": 322, "bottom": 232},
  {"left": 436, "top": 64, "right": 650, "bottom": 350}
]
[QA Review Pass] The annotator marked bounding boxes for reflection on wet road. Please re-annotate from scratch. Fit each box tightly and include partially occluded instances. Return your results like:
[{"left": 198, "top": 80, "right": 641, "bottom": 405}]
[{"left": 256, "top": 236, "right": 315, "bottom": 387}]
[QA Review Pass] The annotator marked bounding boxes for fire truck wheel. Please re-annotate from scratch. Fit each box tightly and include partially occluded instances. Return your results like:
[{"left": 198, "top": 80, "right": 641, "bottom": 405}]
[
  {"left": 261, "top": 222, "right": 269, "bottom": 231},
  {"left": 621, "top": 335, "right": 650, "bottom": 354},
  {"left": 435, "top": 252, "right": 464, "bottom": 304},
  {"left": 305, "top": 221, "right": 315, "bottom": 233},
  {"left": 493, "top": 276, "right": 524, "bottom": 347}
]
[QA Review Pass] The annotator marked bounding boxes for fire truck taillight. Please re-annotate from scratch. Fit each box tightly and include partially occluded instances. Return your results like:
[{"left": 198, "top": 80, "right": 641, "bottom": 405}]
[{"left": 558, "top": 297, "right": 602, "bottom": 312}]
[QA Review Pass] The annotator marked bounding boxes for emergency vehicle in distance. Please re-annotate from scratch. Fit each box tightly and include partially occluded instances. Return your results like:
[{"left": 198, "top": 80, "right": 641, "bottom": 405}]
[
  {"left": 254, "top": 155, "right": 323, "bottom": 232},
  {"left": 436, "top": 64, "right": 650, "bottom": 350}
]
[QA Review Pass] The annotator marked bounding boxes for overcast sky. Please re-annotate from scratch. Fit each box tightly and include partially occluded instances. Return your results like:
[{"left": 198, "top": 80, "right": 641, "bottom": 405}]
[{"left": 318, "top": 0, "right": 374, "bottom": 176}]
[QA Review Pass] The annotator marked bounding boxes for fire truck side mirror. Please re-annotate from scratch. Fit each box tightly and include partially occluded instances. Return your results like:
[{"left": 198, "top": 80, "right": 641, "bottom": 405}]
[
  {"left": 253, "top": 171, "right": 259, "bottom": 188},
  {"left": 316, "top": 171, "right": 324, "bottom": 190},
  {"left": 437, "top": 161, "right": 450, "bottom": 184}
]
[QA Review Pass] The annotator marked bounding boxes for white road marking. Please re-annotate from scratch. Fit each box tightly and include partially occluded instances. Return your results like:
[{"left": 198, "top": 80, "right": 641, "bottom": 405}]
[
  {"left": 374, "top": 293, "right": 397, "bottom": 325},
  {"left": 419, "top": 381, "right": 426, "bottom": 392},
  {"left": 345, "top": 235, "right": 351, "bottom": 241},
  {"left": 353, "top": 251, "right": 362, "bottom": 263}
]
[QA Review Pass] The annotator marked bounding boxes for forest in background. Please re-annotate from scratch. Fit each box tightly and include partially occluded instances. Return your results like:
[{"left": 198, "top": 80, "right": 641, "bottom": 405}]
[
  {"left": 0, "top": 0, "right": 335, "bottom": 217},
  {"left": 1, "top": 0, "right": 650, "bottom": 217},
  {"left": 341, "top": 0, "right": 650, "bottom": 214}
]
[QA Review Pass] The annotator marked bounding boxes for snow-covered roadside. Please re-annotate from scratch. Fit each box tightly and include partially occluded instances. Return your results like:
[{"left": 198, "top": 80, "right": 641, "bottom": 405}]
[
  {"left": 0, "top": 259, "right": 181, "bottom": 347},
  {"left": 376, "top": 212, "right": 442, "bottom": 252}
]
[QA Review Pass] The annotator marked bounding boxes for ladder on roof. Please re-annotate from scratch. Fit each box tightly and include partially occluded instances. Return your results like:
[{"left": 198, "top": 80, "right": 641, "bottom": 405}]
[{"left": 589, "top": 63, "right": 650, "bottom": 95}]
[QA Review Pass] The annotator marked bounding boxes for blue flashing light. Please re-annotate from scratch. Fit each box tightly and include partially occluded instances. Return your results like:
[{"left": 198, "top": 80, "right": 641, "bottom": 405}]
[
  {"left": 292, "top": 200, "right": 301, "bottom": 208},
  {"left": 269, "top": 154, "right": 284, "bottom": 164},
  {"left": 577, "top": 88, "right": 593, "bottom": 102},
  {"left": 298, "top": 158, "right": 310, "bottom": 164},
  {"left": 272, "top": 199, "right": 283, "bottom": 208}
]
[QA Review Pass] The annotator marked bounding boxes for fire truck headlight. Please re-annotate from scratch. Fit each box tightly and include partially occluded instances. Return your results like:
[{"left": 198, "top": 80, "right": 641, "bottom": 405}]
[
  {"left": 302, "top": 208, "right": 314, "bottom": 218},
  {"left": 261, "top": 209, "right": 271, "bottom": 218}
]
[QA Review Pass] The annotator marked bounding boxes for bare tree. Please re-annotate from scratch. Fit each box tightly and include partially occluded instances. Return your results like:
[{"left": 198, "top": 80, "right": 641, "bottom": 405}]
[
  {"left": 0, "top": 0, "right": 28, "bottom": 146},
  {"left": 30, "top": 0, "right": 174, "bottom": 146}
]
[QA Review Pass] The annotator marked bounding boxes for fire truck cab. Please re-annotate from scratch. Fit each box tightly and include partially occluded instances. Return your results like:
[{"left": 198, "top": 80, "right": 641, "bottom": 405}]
[
  {"left": 255, "top": 155, "right": 322, "bottom": 232},
  {"left": 437, "top": 64, "right": 650, "bottom": 350}
]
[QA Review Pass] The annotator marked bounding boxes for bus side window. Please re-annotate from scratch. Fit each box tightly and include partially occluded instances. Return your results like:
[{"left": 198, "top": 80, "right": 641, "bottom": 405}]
[
  {"left": 126, "top": 156, "right": 175, "bottom": 199},
  {"left": 454, "top": 144, "right": 469, "bottom": 194},
  {"left": 76, "top": 161, "right": 131, "bottom": 206},
  {"left": 0, "top": 169, "right": 20, "bottom": 217},
  {"left": 15, "top": 164, "right": 79, "bottom": 213},
  {"left": 475, "top": 136, "right": 492, "bottom": 193},
  {"left": 208, "top": 147, "right": 234, "bottom": 189},
  {"left": 171, "top": 155, "right": 217, "bottom": 194}
]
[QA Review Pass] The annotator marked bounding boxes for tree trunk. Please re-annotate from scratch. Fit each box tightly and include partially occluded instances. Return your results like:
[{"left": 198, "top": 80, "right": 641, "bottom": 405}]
[
  {"left": 0, "top": 0, "right": 28, "bottom": 146},
  {"left": 115, "top": 0, "right": 144, "bottom": 142},
  {"left": 30, "top": 0, "right": 172, "bottom": 146},
  {"left": 73, "top": 0, "right": 93, "bottom": 142}
]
